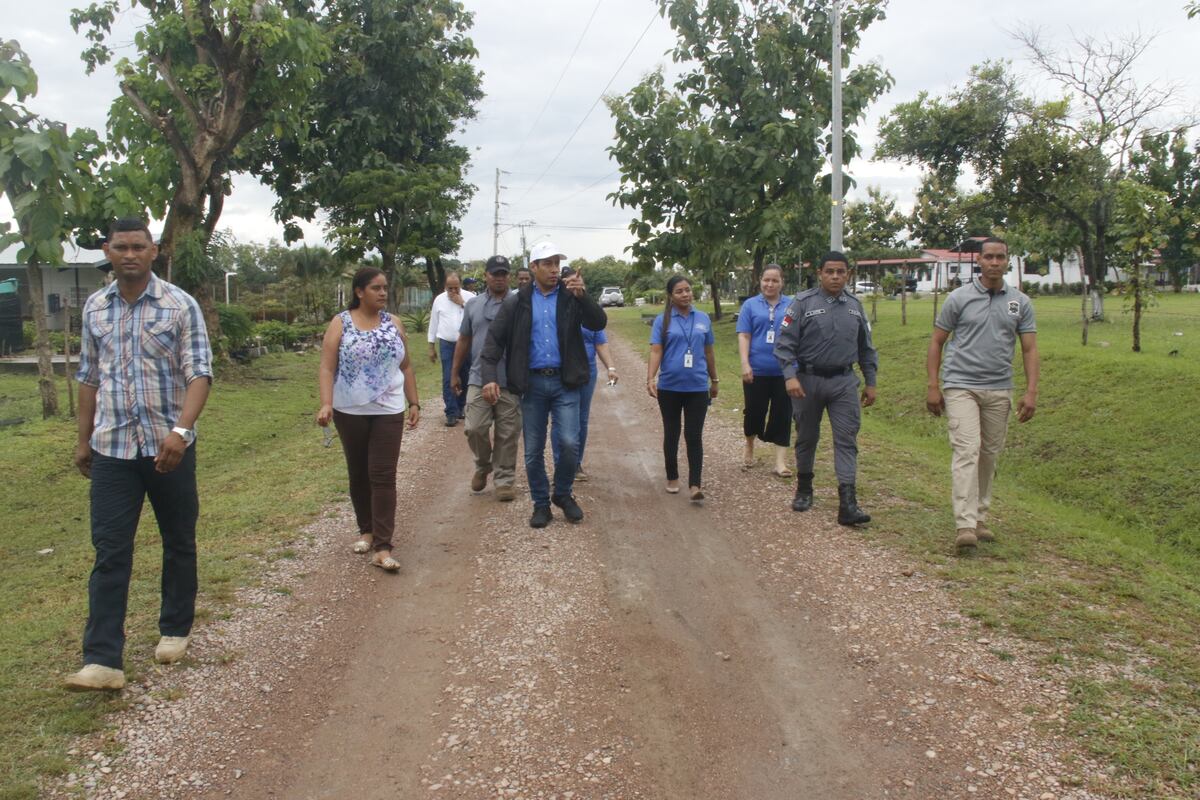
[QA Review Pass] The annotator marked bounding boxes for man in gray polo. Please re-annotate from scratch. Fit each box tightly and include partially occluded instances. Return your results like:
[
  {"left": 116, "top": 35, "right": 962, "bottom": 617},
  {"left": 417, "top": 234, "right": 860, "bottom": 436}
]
[
  {"left": 452, "top": 256, "right": 522, "bottom": 501},
  {"left": 926, "top": 237, "right": 1039, "bottom": 551}
]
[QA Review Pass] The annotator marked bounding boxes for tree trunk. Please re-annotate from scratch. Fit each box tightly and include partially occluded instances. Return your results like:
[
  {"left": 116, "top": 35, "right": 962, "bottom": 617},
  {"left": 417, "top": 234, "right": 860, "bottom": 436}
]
[
  {"left": 64, "top": 309, "right": 75, "bottom": 418},
  {"left": 1131, "top": 271, "right": 1142, "bottom": 353},
  {"left": 709, "top": 278, "right": 722, "bottom": 321},
  {"left": 158, "top": 193, "right": 222, "bottom": 346},
  {"left": 379, "top": 245, "right": 400, "bottom": 311},
  {"left": 24, "top": 262, "right": 59, "bottom": 419},
  {"left": 751, "top": 246, "right": 765, "bottom": 293},
  {"left": 900, "top": 265, "right": 908, "bottom": 326}
]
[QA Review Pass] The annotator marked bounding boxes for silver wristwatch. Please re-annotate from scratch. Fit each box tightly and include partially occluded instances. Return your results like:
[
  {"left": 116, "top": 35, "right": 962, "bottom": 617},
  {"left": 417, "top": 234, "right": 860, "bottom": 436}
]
[{"left": 172, "top": 426, "right": 196, "bottom": 445}]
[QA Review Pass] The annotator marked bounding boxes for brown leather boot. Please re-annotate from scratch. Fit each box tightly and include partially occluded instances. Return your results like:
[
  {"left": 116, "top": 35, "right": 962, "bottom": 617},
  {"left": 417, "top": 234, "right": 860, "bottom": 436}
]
[{"left": 955, "top": 528, "right": 978, "bottom": 550}]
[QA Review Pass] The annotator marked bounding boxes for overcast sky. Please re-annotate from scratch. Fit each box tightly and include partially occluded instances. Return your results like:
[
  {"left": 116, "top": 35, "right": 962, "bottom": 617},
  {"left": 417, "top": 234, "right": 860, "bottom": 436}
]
[{"left": 4, "top": 0, "right": 1198, "bottom": 263}]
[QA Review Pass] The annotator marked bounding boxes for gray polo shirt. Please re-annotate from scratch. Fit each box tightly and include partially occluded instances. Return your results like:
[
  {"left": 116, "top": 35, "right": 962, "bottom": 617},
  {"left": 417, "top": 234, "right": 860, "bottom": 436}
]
[
  {"left": 935, "top": 278, "right": 1036, "bottom": 390},
  {"left": 774, "top": 288, "right": 878, "bottom": 386},
  {"left": 460, "top": 292, "right": 508, "bottom": 387}
]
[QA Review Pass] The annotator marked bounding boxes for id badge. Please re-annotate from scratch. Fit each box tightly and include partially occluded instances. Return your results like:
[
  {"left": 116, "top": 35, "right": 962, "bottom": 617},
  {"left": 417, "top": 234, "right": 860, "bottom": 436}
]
[
  {"left": 765, "top": 329, "right": 775, "bottom": 344},
  {"left": 683, "top": 350, "right": 694, "bottom": 369}
]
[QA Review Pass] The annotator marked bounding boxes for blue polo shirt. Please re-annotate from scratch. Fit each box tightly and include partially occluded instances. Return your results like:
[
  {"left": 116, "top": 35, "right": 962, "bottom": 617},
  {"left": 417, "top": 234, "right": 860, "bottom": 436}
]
[
  {"left": 650, "top": 306, "right": 714, "bottom": 392},
  {"left": 735, "top": 293, "right": 791, "bottom": 377},
  {"left": 530, "top": 285, "right": 561, "bottom": 369},
  {"left": 582, "top": 326, "right": 608, "bottom": 374}
]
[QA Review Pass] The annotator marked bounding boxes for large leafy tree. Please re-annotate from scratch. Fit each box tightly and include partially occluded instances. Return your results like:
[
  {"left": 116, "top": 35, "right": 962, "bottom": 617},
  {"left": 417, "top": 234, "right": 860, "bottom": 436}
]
[
  {"left": 255, "top": 0, "right": 482, "bottom": 308},
  {"left": 70, "top": 0, "right": 330, "bottom": 335},
  {"left": 607, "top": 0, "right": 891, "bottom": 319},
  {"left": 0, "top": 41, "right": 100, "bottom": 418},
  {"left": 907, "top": 173, "right": 1004, "bottom": 251},
  {"left": 1130, "top": 130, "right": 1200, "bottom": 292},
  {"left": 878, "top": 32, "right": 1187, "bottom": 321},
  {"left": 843, "top": 185, "right": 905, "bottom": 255}
]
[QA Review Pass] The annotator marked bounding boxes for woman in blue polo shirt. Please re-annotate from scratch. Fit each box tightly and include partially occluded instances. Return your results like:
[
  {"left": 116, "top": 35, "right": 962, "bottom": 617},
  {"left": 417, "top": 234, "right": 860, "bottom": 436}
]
[
  {"left": 736, "top": 263, "right": 792, "bottom": 476},
  {"left": 646, "top": 275, "right": 718, "bottom": 501}
]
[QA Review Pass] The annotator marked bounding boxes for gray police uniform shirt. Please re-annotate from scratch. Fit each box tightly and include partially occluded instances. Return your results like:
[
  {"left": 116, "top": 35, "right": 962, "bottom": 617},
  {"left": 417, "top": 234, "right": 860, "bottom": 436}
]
[
  {"left": 935, "top": 278, "right": 1036, "bottom": 390},
  {"left": 774, "top": 288, "right": 878, "bottom": 386},
  {"left": 460, "top": 292, "right": 508, "bottom": 388}
]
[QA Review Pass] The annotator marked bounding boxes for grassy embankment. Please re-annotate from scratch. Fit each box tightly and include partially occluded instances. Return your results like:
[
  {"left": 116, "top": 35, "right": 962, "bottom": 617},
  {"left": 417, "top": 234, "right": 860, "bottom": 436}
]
[
  {"left": 607, "top": 292, "right": 1200, "bottom": 798},
  {"left": 0, "top": 345, "right": 440, "bottom": 799}
]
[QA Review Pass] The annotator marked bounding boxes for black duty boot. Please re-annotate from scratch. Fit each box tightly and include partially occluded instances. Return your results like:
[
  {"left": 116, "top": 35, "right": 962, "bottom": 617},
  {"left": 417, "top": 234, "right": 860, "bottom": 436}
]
[
  {"left": 837, "top": 483, "right": 871, "bottom": 526},
  {"left": 791, "top": 472, "right": 814, "bottom": 512}
]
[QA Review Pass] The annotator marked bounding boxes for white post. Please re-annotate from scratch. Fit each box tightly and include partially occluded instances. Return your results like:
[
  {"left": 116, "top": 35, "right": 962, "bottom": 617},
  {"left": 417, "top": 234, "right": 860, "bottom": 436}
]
[
  {"left": 224, "top": 271, "right": 237, "bottom": 304},
  {"left": 830, "top": 0, "right": 843, "bottom": 252}
]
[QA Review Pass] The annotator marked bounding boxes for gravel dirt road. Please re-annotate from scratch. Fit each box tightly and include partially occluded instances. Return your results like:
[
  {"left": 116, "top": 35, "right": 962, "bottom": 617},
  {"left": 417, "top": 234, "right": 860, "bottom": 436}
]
[{"left": 54, "top": 332, "right": 1113, "bottom": 800}]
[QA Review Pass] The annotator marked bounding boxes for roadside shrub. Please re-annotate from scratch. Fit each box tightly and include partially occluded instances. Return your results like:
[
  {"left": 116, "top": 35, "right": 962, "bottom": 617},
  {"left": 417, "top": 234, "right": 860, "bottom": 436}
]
[{"left": 218, "top": 304, "right": 254, "bottom": 349}]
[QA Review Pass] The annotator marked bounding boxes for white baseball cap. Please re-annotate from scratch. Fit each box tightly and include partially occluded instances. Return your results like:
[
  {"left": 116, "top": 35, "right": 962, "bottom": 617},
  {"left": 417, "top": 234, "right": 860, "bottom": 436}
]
[{"left": 529, "top": 242, "right": 566, "bottom": 263}]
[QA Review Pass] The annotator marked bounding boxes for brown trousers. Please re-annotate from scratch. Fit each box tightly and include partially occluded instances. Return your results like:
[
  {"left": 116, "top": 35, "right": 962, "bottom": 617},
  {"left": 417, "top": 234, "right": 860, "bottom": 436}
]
[{"left": 332, "top": 410, "right": 405, "bottom": 551}]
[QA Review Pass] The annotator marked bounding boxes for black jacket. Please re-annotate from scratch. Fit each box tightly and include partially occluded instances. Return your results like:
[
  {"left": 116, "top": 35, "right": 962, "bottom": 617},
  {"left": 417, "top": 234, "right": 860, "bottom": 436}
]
[{"left": 479, "top": 284, "right": 607, "bottom": 396}]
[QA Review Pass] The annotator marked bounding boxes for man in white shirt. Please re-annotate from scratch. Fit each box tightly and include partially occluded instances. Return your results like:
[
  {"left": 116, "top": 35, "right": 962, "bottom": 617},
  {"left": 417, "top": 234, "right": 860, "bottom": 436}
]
[{"left": 428, "top": 272, "right": 475, "bottom": 426}]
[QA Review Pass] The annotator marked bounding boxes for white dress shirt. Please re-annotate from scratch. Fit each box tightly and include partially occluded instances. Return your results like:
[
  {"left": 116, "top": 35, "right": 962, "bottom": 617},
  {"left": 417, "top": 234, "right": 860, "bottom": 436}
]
[{"left": 427, "top": 289, "right": 476, "bottom": 343}]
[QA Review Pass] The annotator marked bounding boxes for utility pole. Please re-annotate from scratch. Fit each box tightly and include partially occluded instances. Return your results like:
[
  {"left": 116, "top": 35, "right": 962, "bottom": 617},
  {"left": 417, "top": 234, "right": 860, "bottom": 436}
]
[
  {"left": 829, "top": 0, "right": 844, "bottom": 252},
  {"left": 492, "top": 168, "right": 509, "bottom": 255}
]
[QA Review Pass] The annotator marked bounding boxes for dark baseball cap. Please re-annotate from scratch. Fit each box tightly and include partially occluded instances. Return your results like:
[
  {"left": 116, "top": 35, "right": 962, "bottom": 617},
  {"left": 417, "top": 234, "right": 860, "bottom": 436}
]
[{"left": 485, "top": 255, "right": 511, "bottom": 274}]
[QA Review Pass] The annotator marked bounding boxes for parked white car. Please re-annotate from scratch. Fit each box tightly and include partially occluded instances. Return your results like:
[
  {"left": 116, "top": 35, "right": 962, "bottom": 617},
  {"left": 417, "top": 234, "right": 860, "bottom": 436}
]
[
  {"left": 853, "top": 281, "right": 878, "bottom": 294},
  {"left": 599, "top": 287, "right": 625, "bottom": 307}
]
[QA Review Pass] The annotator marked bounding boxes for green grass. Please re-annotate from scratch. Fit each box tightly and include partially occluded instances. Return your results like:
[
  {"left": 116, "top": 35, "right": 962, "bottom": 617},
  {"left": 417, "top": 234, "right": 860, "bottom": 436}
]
[
  {"left": 0, "top": 346, "right": 439, "bottom": 799},
  {"left": 608, "top": 293, "right": 1200, "bottom": 797}
]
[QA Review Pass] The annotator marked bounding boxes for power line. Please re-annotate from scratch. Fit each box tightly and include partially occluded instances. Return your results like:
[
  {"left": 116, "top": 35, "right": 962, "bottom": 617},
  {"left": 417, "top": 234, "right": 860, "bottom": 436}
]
[
  {"left": 515, "top": 170, "right": 621, "bottom": 216},
  {"left": 515, "top": 223, "right": 630, "bottom": 231},
  {"left": 511, "top": 10, "right": 659, "bottom": 208},
  {"left": 512, "top": 0, "right": 606, "bottom": 159}
]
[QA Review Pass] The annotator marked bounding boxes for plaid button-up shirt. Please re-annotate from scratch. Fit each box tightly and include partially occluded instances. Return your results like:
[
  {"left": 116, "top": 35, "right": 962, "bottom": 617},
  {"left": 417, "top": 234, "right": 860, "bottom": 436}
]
[{"left": 75, "top": 274, "right": 213, "bottom": 459}]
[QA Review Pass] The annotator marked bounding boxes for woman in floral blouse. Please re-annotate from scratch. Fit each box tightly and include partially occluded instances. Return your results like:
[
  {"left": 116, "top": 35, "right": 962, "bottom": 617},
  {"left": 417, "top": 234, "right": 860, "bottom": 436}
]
[{"left": 317, "top": 268, "right": 420, "bottom": 571}]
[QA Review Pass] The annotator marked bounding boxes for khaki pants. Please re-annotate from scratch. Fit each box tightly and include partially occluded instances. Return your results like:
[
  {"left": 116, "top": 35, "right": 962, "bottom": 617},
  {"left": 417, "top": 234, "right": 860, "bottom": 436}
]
[
  {"left": 464, "top": 385, "right": 522, "bottom": 488},
  {"left": 944, "top": 388, "right": 1011, "bottom": 529}
]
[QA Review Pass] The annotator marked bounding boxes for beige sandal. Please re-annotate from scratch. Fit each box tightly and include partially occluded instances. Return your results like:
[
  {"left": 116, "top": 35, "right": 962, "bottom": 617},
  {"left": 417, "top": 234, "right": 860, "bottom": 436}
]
[
  {"left": 352, "top": 535, "right": 372, "bottom": 554},
  {"left": 371, "top": 552, "right": 400, "bottom": 572}
]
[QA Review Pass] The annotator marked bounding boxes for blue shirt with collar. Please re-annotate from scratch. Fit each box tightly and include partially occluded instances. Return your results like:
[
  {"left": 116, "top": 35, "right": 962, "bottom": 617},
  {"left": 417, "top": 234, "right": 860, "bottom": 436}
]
[
  {"left": 650, "top": 306, "right": 715, "bottom": 392},
  {"left": 735, "top": 292, "right": 791, "bottom": 376},
  {"left": 529, "top": 284, "right": 561, "bottom": 369},
  {"left": 582, "top": 326, "right": 608, "bottom": 373}
]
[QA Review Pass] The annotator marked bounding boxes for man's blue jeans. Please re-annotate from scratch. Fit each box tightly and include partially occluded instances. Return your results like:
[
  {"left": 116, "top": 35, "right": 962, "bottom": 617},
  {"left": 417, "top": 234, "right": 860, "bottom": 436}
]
[
  {"left": 85, "top": 447, "right": 199, "bottom": 669},
  {"left": 553, "top": 367, "right": 598, "bottom": 469},
  {"left": 522, "top": 371, "right": 581, "bottom": 507},
  {"left": 439, "top": 338, "right": 468, "bottom": 418}
]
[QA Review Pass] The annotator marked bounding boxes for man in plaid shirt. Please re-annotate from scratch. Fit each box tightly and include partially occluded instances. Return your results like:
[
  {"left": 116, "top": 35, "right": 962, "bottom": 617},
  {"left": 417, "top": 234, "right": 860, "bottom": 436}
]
[{"left": 64, "top": 218, "right": 213, "bottom": 692}]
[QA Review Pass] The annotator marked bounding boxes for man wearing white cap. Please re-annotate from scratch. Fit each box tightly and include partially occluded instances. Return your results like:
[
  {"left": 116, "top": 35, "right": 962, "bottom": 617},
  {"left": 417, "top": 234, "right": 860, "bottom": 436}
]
[{"left": 479, "top": 242, "right": 608, "bottom": 528}]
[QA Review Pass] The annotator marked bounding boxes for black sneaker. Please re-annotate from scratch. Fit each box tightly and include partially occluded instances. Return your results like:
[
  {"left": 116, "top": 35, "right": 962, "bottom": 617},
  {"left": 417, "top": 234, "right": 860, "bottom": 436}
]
[
  {"left": 551, "top": 494, "right": 584, "bottom": 523},
  {"left": 529, "top": 505, "right": 552, "bottom": 528}
]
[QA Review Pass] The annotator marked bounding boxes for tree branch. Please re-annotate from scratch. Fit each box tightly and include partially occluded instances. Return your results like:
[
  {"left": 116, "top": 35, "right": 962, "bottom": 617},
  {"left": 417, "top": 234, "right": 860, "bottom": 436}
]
[
  {"left": 147, "top": 52, "right": 205, "bottom": 134},
  {"left": 119, "top": 80, "right": 199, "bottom": 175}
]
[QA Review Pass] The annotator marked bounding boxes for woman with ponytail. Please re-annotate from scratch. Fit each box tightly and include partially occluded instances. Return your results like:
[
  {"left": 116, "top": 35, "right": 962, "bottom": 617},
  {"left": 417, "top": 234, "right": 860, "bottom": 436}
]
[
  {"left": 317, "top": 267, "right": 420, "bottom": 571},
  {"left": 646, "top": 275, "right": 718, "bottom": 502}
]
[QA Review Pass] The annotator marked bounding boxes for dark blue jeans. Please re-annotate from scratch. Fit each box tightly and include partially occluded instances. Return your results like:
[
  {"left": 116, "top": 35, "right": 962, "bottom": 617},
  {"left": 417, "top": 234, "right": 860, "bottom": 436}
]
[
  {"left": 439, "top": 338, "right": 469, "bottom": 418},
  {"left": 552, "top": 368, "right": 598, "bottom": 469},
  {"left": 84, "top": 447, "right": 199, "bottom": 669},
  {"left": 522, "top": 371, "right": 581, "bottom": 507}
]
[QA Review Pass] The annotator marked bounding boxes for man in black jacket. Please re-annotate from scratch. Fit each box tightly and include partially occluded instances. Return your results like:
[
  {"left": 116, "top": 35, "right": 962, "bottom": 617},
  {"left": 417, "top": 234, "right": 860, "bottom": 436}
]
[{"left": 480, "top": 242, "right": 607, "bottom": 528}]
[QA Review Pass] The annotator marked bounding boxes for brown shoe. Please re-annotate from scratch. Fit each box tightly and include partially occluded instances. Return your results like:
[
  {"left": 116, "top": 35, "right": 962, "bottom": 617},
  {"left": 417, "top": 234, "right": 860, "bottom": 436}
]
[
  {"left": 495, "top": 485, "right": 515, "bottom": 502},
  {"left": 64, "top": 664, "right": 125, "bottom": 692},
  {"left": 955, "top": 528, "right": 978, "bottom": 550},
  {"left": 470, "top": 469, "right": 490, "bottom": 493},
  {"left": 975, "top": 522, "right": 995, "bottom": 542}
]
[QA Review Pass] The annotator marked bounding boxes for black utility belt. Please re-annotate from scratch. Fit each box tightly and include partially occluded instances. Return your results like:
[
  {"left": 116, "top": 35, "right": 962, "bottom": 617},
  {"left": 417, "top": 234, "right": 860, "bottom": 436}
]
[
  {"left": 797, "top": 363, "right": 853, "bottom": 377},
  {"left": 531, "top": 367, "right": 561, "bottom": 376}
]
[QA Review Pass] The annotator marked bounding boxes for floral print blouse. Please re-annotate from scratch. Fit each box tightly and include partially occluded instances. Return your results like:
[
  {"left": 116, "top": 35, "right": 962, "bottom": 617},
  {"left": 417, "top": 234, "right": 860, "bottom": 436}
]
[{"left": 333, "top": 310, "right": 407, "bottom": 414}]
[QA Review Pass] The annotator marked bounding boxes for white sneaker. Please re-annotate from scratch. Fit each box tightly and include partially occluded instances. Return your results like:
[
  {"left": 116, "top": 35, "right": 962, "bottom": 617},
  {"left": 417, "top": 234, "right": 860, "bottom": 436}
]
[
  {"left": 155, "top": 635, "right": 190, "bottom": 664},
  {"left": 64, "top": 664, "right": 125, "bottom": 691}
]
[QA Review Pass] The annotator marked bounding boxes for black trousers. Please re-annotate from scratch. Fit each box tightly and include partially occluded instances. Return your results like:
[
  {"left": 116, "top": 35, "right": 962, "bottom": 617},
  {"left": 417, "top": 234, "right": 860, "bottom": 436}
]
[
  {"left": 84, "top": 446, "right": 199, "bottom": 669},
  {"left": 657, "top": 389, "right": 709, "bottom": 487},
  {"left": 741, "top": 374, "right": 791, "bottom": 446}
]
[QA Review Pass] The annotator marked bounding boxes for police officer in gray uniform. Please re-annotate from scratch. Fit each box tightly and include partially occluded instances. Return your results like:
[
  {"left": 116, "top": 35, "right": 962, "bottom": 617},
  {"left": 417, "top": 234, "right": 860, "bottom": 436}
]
[{"left": 774, "top": 251, "right": 877, "bottom": 525}]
